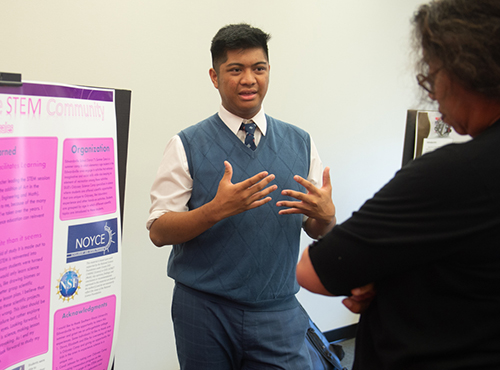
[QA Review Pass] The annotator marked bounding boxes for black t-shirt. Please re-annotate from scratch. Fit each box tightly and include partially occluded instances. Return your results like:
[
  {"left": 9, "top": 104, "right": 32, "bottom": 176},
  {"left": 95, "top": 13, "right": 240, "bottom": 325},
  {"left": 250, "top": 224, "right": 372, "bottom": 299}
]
[{"left": 309, "top": 121, "right": 500, "bottom": 370}]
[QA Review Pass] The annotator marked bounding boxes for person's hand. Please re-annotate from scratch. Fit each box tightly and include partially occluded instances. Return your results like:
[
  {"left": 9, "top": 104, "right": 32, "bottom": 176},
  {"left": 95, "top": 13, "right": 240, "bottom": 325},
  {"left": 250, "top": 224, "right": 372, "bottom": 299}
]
[
  {"left": 210, "top": 161, "right": 278, "bottom": 220},
  {"left": 276, "top": 167, "right": 336, "bottom": 227},
  {"left": 342, "top": 283, "right": 376, "bottom": 314}
]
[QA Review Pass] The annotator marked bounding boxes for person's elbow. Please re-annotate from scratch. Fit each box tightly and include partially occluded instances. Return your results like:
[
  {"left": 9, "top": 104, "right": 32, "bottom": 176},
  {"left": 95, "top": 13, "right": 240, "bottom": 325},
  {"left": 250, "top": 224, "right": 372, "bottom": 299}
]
[
  {"left": 149, "top": 230, "right": 163, "bottom": 247},
  {"left": 149, "top": 220, "right": 168, "bottom": 247}
]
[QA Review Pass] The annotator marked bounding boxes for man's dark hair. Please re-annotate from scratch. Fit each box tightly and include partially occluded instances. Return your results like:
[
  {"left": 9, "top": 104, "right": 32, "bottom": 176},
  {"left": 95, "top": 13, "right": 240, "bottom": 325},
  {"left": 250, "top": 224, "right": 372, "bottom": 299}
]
[
  {"left": 413, "top": 0, "right": 500, "bottom": 98},
  {"left": 210, "top": 23, "right": 271, "bottom": 71}
]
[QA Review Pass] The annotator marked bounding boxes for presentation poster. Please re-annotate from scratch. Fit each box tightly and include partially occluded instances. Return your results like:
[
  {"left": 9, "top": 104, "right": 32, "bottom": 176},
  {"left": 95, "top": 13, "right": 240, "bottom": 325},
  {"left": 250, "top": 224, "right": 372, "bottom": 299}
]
[{"left": 0, "top": 82, "right": 121, "bottom": 370}]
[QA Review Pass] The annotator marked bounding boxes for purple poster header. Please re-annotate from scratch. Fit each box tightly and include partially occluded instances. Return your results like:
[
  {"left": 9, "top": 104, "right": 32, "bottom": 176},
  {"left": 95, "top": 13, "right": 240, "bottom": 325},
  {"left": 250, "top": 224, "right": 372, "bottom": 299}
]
[{"left": 0, "top": 83, "right": 113, "bottom": 102}]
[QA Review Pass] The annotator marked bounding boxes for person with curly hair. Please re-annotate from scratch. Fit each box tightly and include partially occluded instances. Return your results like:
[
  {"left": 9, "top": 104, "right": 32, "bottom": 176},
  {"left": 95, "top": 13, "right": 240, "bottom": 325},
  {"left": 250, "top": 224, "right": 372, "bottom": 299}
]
[{"left": 297, "top": 1, "right": 500, "bottom": 369}]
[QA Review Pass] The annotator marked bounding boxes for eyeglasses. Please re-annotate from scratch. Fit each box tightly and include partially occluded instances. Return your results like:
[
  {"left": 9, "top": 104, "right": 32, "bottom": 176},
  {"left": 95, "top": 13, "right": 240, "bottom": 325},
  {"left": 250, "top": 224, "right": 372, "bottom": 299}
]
[{"left": 416, "top": 68, "right": 441, "bottom": 95}]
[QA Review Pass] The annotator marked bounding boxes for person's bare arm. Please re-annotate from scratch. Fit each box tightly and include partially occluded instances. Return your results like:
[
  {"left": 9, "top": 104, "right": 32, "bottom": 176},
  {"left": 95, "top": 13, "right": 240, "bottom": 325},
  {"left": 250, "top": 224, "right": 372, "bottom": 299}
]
[
  {"left": 296, "top": 246, "right": 333, "bottom": 295},
  {"left": 297, "top": 246, "right": 376, "bottom": 314},
  {"left": 149, "top": 161, "right": 277, "bottom": 247}
]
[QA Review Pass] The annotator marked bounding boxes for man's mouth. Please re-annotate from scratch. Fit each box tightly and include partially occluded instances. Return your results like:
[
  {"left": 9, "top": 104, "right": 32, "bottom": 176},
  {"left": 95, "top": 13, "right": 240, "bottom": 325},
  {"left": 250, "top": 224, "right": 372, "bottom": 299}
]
[{"left": 239, "top": 91, "right": 257, "bottom": 100}]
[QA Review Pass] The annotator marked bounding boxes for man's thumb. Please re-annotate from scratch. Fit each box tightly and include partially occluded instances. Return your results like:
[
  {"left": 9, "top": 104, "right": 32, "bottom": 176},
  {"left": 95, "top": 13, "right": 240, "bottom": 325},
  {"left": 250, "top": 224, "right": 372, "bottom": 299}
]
[{"left": 222, "top": 161, "right": 233, "bottom": 182}]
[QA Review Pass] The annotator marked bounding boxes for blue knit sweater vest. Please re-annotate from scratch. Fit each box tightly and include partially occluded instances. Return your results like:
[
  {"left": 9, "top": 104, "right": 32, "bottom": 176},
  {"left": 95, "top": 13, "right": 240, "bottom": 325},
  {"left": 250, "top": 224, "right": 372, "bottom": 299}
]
[{"left": 168, "top": 114, "right": 311, "bottom": 308}]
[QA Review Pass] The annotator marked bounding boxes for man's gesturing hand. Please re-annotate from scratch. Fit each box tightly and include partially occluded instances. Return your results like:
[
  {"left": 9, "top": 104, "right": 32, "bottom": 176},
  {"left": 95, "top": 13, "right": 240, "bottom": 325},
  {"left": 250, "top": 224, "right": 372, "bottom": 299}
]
[
  {"left": 209, "top": 161, "right": 278, "bottom": 221},
  {"left": 276, "top": 167, "right": 335, "bottom": 229}
]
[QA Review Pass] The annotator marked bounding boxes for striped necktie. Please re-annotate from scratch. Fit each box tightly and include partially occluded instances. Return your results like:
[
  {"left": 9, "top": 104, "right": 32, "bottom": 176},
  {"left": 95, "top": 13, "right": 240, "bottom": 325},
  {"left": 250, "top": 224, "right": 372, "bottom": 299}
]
[{"left": 240, "top": 120, "right": 257, "bottom": 151}]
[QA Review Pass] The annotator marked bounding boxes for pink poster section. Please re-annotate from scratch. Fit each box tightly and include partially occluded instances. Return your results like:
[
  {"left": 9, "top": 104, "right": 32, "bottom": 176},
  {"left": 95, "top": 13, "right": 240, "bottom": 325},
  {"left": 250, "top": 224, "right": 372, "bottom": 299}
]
[
  {"left": 0, "top": 137, "right": 57, "bottom": 370},
  {"left": 60, "top": 138, "right": 116, "bottom": 221},
  {"left": 53, "top": 295, "right": 116, "bottom": 370}
]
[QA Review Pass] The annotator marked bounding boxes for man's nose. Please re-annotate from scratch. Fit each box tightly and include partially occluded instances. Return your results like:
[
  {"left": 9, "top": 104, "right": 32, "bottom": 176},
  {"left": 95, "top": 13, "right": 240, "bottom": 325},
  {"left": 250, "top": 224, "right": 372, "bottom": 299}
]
[{"left": 240, "top": 69, "right": 256, "bottom": 85}]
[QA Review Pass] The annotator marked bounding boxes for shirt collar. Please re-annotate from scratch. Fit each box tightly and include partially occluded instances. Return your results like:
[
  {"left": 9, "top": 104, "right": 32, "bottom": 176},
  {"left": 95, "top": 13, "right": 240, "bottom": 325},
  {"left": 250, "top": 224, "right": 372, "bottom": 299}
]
[{"left": 218, "top": 104, "right": 267, "bottom": 136}]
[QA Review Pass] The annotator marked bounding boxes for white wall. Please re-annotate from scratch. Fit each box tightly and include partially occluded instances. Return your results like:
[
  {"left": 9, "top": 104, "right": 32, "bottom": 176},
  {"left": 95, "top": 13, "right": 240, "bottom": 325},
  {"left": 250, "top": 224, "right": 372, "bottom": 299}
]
[{"left": 3, "top": 1, "right": 436, "bottom": 369}]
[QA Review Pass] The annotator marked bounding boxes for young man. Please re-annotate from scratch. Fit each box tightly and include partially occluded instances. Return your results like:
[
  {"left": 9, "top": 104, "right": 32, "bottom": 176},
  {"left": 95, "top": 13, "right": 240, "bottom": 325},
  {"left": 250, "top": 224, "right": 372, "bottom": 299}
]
[{"left": 147, "top": 23, "right": 335, "bottom": 370}]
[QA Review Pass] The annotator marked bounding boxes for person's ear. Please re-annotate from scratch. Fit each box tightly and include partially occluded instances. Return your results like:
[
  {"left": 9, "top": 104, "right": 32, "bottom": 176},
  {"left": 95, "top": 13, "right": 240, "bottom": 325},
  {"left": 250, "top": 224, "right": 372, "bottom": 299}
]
[{"left": 209, "top": 68, "right": 219, "bottom": 89}]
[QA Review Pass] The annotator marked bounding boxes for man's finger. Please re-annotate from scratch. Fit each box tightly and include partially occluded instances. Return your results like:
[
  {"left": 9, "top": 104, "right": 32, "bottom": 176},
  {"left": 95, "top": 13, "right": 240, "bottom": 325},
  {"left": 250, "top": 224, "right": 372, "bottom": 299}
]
[
  {"left": 236, "top": 169, "right": 269, "bottom": 187},
  {"left": 281, "top": 189, "right": 307, "bottom": 202},
  {"left": 292, "top": 175, "right": 319, "bottom": 194},
  {"left": 322, "top": 167, "right": 332, "bottom": 189},
  {"left": 222, "top": 161, "right": 233, "bottom": 183}
]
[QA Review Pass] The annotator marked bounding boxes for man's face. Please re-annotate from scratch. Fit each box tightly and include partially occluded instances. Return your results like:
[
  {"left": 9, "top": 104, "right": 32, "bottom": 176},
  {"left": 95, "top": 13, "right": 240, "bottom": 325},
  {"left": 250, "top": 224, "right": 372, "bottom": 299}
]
[{"left": 209, "top": 47, "right": 270, "bottom": 119}]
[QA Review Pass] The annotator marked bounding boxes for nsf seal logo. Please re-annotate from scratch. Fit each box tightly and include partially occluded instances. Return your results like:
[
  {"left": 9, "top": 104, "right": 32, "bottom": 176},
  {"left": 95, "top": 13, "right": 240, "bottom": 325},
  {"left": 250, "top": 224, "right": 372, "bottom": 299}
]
[
  {"left": 66, "top": 218, "right": 118, "bottom": 263},
  {"left": 56, "top": 267, "right": 81, "bottom": 302}
]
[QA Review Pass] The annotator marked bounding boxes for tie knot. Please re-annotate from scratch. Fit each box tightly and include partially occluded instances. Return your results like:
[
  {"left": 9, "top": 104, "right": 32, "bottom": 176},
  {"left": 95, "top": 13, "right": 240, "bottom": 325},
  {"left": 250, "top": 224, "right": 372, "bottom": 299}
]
[{"left": 241, "top": 120, "right": 256, "bottom": 135}]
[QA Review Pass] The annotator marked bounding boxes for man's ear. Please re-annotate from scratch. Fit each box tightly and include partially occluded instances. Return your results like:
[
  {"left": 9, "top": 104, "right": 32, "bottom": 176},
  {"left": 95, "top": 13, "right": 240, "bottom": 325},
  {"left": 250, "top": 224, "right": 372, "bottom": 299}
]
[{"left": 209, "top": 68, "right": 219, "bottom": 89}]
